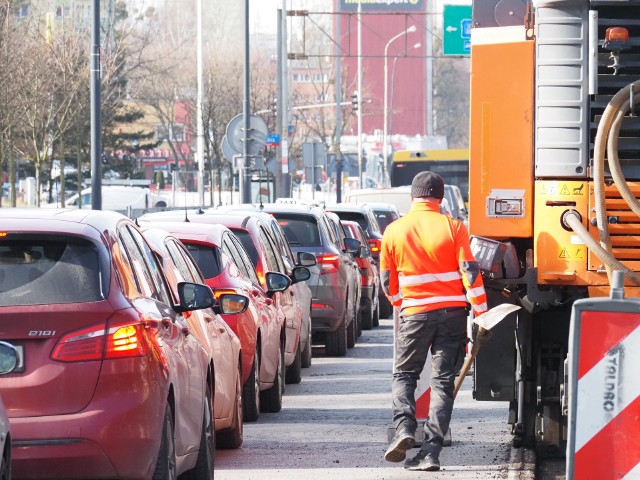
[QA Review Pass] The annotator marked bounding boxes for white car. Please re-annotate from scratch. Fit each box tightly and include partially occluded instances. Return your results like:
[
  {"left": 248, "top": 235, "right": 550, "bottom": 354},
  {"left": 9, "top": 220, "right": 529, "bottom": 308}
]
[
  {"left": 0, "top": 341, "right": 19, "bottom": 480},
  {"left": 44, "top": 186, "right": 171, "bottom": 211}
]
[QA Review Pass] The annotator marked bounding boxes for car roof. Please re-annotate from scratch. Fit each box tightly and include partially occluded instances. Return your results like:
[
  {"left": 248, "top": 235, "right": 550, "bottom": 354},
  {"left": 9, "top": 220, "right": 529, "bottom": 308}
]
[
  {"left": 325, "top": 203, "right": 374, "bottom": 214},
  {"left": 137, "top": 220, "right": 229, "bottom": 246}
]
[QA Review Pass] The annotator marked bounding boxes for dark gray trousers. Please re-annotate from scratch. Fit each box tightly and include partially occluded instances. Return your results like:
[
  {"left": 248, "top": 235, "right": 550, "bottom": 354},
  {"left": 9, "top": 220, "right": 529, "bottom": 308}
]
[{"left": 392, "top": 307, "right": 467, "bottom": 456}]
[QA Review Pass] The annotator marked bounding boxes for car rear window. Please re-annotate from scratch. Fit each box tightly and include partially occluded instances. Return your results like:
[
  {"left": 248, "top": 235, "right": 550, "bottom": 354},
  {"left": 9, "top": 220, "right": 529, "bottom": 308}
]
[
  {"left": 230, "top": 229, "right": 259, "bottom": 267},
  {"left": 331, "top": 211, "right": 367, "bottom": 232},
  {"left": 274, "top": 215, "right": 321, "bottom": 247},
  {"left": 0, "top": 235, "right": 103, "bottom": 306},
  {"left": 183, "top": 243, "right": 221, "bottom": 279},
  {"left": 373, "top": 211, "right": 398, "bottom": 233}
]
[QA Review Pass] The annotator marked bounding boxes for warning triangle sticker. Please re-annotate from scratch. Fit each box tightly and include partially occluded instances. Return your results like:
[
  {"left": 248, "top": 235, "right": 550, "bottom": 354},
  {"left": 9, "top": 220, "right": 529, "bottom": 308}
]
[
  {"left": 560, "top": 185, "right": 570, "bottom": 195},
  {"left": 560, "top": 247, "right": 570, "bottom": 258}
]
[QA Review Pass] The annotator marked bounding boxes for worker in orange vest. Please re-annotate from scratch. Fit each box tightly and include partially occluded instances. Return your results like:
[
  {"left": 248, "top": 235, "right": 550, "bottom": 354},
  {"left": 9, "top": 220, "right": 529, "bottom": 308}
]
[{"left": 381, "top": 171, "right": 488, "bottom": 471}]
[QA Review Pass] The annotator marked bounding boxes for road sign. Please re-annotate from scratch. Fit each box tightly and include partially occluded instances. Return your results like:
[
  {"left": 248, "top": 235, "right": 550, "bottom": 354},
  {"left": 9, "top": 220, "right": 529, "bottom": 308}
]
[
  {"left": 443, "top": 4, "right": 472, "bottom": 56},
  {"left": 266, "top": 133, "right": 280, "bottom": 146},
  {"left": 225, "top": 114, "right": 268, "bottom": 156}
]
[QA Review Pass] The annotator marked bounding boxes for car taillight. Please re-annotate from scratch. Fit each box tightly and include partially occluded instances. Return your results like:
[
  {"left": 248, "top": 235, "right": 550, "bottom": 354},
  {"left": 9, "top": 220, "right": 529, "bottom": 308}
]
[
  {"left": 316, "top": 254, "right": 339, "bottom": 274},
  {"left": 51, "top": 323, "right": 107, "bottom": 362},
  {"left": 368, "top": 238, "right": 381, "bottom": 255},
  {"left": 52, "top": 313, "right": 153, "bottom": 362}
]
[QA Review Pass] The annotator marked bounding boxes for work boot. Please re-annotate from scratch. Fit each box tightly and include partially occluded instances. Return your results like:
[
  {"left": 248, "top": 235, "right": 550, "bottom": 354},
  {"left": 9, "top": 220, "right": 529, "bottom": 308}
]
[
  {"left": 384, "top": 427, "right": 415, "bottom": 463},
  {"left": 404, "top": 449, "right": 440, "bottom": 471}
]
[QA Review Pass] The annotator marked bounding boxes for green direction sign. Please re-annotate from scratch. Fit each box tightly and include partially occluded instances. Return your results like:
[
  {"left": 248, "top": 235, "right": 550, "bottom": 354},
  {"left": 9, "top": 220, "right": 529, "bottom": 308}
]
[{"left": 443, "top": 4, "right": 472, "bottom": 56}]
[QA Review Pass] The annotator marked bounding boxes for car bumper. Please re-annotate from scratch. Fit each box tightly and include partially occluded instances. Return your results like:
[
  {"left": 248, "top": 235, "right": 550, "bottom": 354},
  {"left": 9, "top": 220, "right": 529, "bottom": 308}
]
[{"left": 11, "top": 358, "right": 166, "bottom": 479}]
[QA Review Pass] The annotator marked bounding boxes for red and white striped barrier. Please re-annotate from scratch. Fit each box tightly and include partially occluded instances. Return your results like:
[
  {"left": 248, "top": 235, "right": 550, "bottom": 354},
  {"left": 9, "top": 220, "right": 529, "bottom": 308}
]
[{"left": 568, "top": 299, "right": 640, "bottom": 479}]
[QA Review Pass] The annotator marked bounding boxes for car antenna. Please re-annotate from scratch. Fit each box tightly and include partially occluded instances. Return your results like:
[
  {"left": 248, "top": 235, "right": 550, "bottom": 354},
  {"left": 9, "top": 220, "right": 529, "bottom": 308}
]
[
  {"left": 184, "top": 205, "right": 190, "bottom": 223},
  {"left": 259, "top": 200, "right": 264, "bottom": 211}
]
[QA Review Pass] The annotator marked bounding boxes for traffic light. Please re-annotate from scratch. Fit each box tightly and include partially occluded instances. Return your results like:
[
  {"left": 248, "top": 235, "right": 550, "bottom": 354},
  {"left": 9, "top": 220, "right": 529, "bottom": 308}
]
[
  {"left": 271, "top": 97, "right": 277, "bottom": 116},
  {"left": 351, "top": 91, "right": 359, "bottom": 112}
]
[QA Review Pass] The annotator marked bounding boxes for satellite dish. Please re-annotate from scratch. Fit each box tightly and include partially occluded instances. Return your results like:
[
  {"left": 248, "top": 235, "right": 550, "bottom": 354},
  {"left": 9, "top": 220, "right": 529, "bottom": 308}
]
[
  {"left": 226, "top": 114, "right": 268, "bottom": 156},
  {"left": 221, "top": 135, "right": 237, "bottom": 162}
]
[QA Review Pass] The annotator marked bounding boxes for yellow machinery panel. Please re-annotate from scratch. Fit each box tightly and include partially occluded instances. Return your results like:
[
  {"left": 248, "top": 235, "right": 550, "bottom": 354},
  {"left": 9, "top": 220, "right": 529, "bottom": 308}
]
[
  {"left": 534, "top": 180, "right": 590, "bottom": 285},
  {"left": 468, "top": 31, "right": 534, "bottom": 239}
]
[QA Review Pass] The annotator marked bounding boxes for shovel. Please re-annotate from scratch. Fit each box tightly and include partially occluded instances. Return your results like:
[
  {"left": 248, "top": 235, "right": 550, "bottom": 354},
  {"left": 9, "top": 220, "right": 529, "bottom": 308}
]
[{"left": 453, "top": 303, "right": 521, "bottom": 399}]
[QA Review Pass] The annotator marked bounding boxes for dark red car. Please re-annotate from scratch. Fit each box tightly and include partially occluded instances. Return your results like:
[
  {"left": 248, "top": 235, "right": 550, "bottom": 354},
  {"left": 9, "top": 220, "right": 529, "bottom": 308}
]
[
  {"left": 0, "top": 209, "right": 223, "bottom": 479},
  {"left": 138, "top": 219, "right": 291, "bottom": 421}
]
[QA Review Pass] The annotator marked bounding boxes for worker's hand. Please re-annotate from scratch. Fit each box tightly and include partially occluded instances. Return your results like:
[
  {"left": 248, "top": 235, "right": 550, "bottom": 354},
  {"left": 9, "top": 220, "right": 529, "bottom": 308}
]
[{"left": 474, "top": 329, "right": 493, "bottom": 348}]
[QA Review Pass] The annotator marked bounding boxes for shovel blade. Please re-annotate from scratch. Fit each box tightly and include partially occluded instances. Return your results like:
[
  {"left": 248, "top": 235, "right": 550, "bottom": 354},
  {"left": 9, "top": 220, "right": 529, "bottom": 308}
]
[{"left": 473, "top": 303, "right": 521, "bottom": 331}]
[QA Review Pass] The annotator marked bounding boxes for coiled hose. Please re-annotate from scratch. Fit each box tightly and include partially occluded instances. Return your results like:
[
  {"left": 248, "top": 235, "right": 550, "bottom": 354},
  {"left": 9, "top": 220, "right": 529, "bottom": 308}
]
[{"left": 590, "top": 79, "right": 640, "bottom": 285}]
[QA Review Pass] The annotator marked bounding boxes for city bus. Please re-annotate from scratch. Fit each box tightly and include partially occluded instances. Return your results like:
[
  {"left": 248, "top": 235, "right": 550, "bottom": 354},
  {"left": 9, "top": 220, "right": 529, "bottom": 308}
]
[{"left": 389, "top": 148, "right": 469, "bottom": 201}]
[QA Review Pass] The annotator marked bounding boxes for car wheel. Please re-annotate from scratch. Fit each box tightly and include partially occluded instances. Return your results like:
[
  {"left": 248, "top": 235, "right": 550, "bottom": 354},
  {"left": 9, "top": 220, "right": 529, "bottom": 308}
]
[
  {"left": 301, "top": 315, "right": 313, "bottom": 368},
  {"left": 285, "top": 339, "right": 302, "bottom": 384},
  {"left": 372, "top": 301, "right": 380, "bottom": 328},
  {"left": 217, "top": 361, "right": 244, "bottom": 449},
  {"left": 347, "top": 312, "right": 356, "bottom": 349},
  {"left": 325, "top": 310, "right": 347, "bottom": 356},
  {"left": 182, "top": 390, "right": 215, "bottom": 479},
  {"left": 0, "top": 442, "right": 10, "bottom": 480},
  {"left": 361, "top": 302, "right": 374, "bottom": 330},
  {"left": 261, "top": 341, "right": 284, "bottom": 413},
  {"left": 242, "top": 353, "right": 260, "bottom": 422},
  {"left": 152, "top": 405, "right": 177, "bottom": 480},
  {"left": 379, "top": 296, "right": 392, "bottom": 319}
]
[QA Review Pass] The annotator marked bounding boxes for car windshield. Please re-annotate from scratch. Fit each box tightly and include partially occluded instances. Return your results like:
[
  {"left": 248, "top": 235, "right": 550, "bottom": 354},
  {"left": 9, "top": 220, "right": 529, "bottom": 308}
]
[
  {"left": 330, "top": 211, "right": 367, "bottom": 232},
  {"left": 0, "top": 235, "right": 103, "bottom": 306},
  {"left": 274, "top": 215, "right": 321, "bottom": 247},
  {"left": 183, "top": 243, "right": 221, "bottom": 279}
]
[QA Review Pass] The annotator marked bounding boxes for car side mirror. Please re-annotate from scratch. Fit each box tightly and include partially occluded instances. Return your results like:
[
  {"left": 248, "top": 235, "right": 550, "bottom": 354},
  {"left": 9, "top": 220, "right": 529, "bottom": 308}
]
[
  {"left": 290, "top": 266, "right": 311, "bottom": 284},
  {"left": 0, "top": 341, "right": 18, "bottom": 375},
  {"left": 343, "top": 237, "right": 360, "bottom": 254},
  {"left": 176, "top": 282, "right": 215, "bottom": 312},
  {"left": 297, "top": 251, "right": 317, "bottom": 267},
  {"left": 214, "top": 293, "right": 249, "bottom": 315},
  {"left": 265, "top": 271, "right": 292, "bottom": 295}
]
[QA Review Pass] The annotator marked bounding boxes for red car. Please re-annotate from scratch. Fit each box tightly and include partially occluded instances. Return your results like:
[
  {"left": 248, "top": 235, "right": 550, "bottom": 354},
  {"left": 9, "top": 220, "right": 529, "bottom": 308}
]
[
  {"left": 0, "top": 209, "right": 228, "bottom": 479},
  {"left": 138, "top": 219, "right": 291, "bottom": 420},
  {"left": 142, "top": 227, "right": 245, "bottom": 448},
  {"left": 341, "top": 220, "right": 381, "bottom": 330}
]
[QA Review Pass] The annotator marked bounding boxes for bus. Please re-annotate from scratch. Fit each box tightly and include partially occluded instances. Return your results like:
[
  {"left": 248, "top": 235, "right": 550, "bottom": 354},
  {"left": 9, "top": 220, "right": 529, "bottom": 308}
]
[{"left": 389, "top": 148, "right": 469, "bottom": 201}]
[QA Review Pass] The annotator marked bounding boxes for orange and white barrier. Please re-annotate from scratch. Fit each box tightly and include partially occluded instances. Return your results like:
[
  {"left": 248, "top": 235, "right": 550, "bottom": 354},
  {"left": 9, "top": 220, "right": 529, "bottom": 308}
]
[{"left": 567, "top": 280, "right": 640, "bottom": 480}]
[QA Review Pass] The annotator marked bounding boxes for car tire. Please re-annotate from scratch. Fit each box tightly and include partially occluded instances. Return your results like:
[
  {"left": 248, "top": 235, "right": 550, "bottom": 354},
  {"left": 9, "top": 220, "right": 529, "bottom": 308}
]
[
  {"left": 325, "top": 311, "right": 347, "bottom": 356},
  {"left": 242, "top": 353, "right": 261, "bottom": 422},
  {"left": 301, "top": 316, "right": 313, "bottom": 368},
  {"left": 285, "top": 339, "right": 302, "bottom": 384},
  {"left": 361, "top": 301, "right": 374, "bottom": 330},
  {"left": 217, "top": 362, "right": 244, "bottom": 449},
  {"left": 347, "top": 312, "right": 356, "bottom": 349},
  {"left": 372, "top": 301, "right": 380, "bottom": 328},
  {"left": 261, "top": 341, "right": 284, "bottom": 413},
  {"left": 152, "top": 404, "right": 177, "bottom": 480},
  {"left": 379, "top": 296, "right": 392, "bottom": 319},
  {"left": 0, "top": 442, "right": 10, "bottom": 480},
  {"left": 182, "top": 390, "right": 215, "bottom": 479}
]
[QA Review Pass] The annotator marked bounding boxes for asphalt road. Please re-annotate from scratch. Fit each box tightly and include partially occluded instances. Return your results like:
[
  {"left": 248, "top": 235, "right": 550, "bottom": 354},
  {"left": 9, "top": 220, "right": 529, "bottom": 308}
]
[{"left": 216, "top": 317, "right": 537, "bottom": 479}]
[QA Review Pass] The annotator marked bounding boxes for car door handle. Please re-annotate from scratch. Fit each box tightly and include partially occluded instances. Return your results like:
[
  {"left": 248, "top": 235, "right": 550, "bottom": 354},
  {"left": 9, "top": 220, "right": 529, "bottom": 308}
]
[
  {"left": 161, "top": 317, "right": 172, "bottom": 327},
  {"left": 218, "top": 326, "right": 226, "bottom": 334},
  {"left": 251, "top": 289, "right": 261, "bottom": 296},
  {"left": 181, "top": 326, "right": 190, "bottom": 336},
  {"left": 265, "top": 298, "right": 273, "bottom": 306},
  {"left": 203, "top": 313, "right": 213, "bottom": 323}
]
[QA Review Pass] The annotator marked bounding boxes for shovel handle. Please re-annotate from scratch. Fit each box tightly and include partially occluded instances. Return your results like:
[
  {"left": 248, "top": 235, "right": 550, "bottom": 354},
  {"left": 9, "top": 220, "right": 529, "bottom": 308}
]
[{"left": 453, "top": 327, "right": 488, "bottom": 399}]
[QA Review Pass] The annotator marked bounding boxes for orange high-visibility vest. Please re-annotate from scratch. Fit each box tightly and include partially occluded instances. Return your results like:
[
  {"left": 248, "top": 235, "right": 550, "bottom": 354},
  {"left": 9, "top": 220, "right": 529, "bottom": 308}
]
[{"left": 380, "top": 201, "right": 488, "bottom": 317}]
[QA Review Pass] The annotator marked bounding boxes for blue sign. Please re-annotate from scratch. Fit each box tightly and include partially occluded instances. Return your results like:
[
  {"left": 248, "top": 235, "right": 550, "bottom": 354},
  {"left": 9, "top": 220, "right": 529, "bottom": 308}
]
[
  {"left": 461, "top": 19, "right": 472, "bottom": 38},
  {"left": 266, "top": 133, "right": 280, "bottom": 146}
]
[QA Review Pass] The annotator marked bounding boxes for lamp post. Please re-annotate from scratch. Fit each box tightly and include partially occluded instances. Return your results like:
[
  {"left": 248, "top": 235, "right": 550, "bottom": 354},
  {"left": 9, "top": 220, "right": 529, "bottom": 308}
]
[
  {"left": 389, "top": 42, "right": 421, "bottom": 140},
  {"left": 382, "top": 25, "right": 416, "bottom": 187}
]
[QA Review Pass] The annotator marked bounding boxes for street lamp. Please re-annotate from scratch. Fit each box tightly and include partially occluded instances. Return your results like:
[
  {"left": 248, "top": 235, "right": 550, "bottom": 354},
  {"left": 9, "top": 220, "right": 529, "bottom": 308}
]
[
  {"left": 389, "top": 42, "right": 421, "bottom": 139},
  {"left": 382, "top": 25, "right": 416, "bottom": 186}
]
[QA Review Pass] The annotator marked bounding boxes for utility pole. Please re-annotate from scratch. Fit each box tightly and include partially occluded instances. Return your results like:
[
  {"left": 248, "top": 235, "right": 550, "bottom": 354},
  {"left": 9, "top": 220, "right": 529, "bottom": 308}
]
[
  {"left": 357, "top": 2, "right": 363, "bottom": 188},
  {"left": 91, "top": 0, "right": 102, "bottom": 210},
  {"left": 196, "top": 0, "right": 204, "bottom": 206},
  {"left": 426, "top": 0, "right": 434, "bottom": 137},
  {"left": 242, "top": 0, "right": 251, "bottom": 204},
  {"left": 276, "top": 8, "right": 283, "bottom": 200},
  {"left": 335, "top": 2, "right": 343, "bottom": 203}
]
